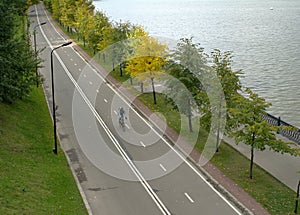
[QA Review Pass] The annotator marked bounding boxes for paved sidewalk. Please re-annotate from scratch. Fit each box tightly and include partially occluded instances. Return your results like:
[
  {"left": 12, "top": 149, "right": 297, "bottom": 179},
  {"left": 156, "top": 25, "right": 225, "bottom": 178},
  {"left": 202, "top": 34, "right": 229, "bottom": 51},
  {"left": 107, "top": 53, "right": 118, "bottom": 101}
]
[{"left": 223, "top": 135, "right": 300, "bottom": 190}]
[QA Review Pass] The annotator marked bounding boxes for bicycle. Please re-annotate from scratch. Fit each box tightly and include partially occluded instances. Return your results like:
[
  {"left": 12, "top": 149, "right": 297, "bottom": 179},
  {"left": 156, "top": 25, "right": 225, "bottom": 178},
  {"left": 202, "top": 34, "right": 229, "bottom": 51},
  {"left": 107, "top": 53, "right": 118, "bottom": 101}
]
[
  {"left": 118, "top": 107, "right": 126, "bottom": 131},
  {"left": 119, "top": 115, "right": 125, "bottom": 130}
]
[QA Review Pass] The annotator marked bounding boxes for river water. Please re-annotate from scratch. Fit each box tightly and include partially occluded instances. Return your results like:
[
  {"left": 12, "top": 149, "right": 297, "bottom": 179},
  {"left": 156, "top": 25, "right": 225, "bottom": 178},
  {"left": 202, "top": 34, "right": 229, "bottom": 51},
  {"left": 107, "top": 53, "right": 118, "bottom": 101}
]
[{"left": 94, "top": 0, "right": 300, "bottom": 127}]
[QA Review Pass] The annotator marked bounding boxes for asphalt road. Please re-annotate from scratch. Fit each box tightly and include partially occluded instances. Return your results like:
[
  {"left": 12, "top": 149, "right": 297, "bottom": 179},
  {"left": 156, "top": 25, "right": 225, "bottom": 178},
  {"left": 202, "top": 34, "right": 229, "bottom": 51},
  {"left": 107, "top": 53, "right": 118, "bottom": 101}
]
[{"left": 30, "top": 3, "right": 244, "bottom": 215}]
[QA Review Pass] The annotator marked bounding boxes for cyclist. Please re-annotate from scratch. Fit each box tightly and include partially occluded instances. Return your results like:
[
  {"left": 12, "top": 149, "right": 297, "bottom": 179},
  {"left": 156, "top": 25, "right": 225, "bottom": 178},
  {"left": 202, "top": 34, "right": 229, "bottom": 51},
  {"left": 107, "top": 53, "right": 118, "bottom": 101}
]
[{"left": 118, "top": 107, "right": 126, "bottom": 128}]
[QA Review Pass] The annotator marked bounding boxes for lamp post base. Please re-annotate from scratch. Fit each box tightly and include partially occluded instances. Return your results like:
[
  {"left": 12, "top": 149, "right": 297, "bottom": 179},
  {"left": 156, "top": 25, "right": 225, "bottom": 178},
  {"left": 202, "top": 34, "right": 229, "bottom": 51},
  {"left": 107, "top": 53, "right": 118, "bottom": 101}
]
[{"left": 53, "top": 148, "right": 57, "bottom": 154}]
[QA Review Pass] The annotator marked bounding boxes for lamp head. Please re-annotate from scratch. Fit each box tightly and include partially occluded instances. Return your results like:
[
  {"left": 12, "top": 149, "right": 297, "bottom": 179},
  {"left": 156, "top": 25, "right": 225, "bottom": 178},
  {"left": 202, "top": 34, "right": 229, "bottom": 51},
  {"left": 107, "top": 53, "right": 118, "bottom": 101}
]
[{"left": 61, "top": 41, "right": 72, "bottom": 47}]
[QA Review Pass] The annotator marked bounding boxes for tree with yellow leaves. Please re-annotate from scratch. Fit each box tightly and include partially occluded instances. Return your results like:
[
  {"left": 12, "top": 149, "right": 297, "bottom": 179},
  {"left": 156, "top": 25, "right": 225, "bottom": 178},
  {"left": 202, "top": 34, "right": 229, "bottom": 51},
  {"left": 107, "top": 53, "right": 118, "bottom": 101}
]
[
  {"left": 75, "top": 0, "right": 94, "bottom": 47},
  {"left": 125, "top": 36, "right": 168, "bottom": 104}
]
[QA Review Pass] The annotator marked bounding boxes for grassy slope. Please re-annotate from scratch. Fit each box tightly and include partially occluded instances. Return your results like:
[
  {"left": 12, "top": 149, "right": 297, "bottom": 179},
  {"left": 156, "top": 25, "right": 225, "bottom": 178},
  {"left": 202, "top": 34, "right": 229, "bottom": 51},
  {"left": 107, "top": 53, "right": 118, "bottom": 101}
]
[{"left": 0, "top": 87, "right": 87, "bottom": 214}]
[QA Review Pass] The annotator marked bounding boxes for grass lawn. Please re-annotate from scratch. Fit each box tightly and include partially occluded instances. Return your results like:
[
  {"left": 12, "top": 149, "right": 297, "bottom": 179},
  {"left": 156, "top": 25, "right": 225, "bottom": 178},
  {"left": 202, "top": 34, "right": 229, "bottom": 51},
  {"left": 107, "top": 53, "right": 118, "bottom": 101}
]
[
  {"left": 57, "top": 22, "right": 297, "bottom": 215},
  {"left": 0, "top": 87, "right": 87, "bottom": 214}
]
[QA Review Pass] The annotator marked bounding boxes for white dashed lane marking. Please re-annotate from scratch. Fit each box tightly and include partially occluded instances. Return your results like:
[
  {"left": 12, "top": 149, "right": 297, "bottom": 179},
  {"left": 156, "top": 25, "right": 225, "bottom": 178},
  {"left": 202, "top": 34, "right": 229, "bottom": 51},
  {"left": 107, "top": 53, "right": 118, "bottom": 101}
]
[
  {"left": 104, "top": 99, "right": 108, "bottom": 103},
  {"left": 140, "top": 141, "right": 146, "bottom": 147},
  {"left": 184, "top": 193, "right": 194, "bottom": 203},
  {"left": 160, "top": 164, "right": 167, "bottom": 172}
]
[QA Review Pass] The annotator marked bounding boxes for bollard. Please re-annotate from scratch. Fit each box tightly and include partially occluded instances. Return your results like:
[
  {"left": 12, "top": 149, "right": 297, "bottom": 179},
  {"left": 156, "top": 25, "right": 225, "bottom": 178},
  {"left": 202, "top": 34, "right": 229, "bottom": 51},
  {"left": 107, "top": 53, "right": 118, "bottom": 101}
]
[
  {"left": 277, "top": 116, "right": 281, "bottom": 134},
  {"left": 295, "top": 180, "right": 300, "bottom": 214}
]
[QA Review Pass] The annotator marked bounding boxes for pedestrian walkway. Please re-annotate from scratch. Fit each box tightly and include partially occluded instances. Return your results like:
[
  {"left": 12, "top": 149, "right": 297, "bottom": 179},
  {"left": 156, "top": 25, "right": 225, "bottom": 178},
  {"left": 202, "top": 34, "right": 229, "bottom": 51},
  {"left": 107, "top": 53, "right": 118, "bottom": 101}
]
[{"left": 223, "top": 135, "right": 300, "bottom": 190}]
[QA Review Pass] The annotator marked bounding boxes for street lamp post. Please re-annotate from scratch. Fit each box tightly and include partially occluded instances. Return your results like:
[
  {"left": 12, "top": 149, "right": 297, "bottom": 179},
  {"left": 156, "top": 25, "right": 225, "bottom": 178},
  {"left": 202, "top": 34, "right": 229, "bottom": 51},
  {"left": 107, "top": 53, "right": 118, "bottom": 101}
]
[
  {"left": 33, "top": 22, "right": 46, "bottom": 87},
  {"left": 51, "top": 41, "right": 72, "bottom": 154},
  {"left": 295, "top": 179, "right": 300, "bottom": 214},
  {"left": 216, "top": 101, "right": 222, "bottom": 152}
]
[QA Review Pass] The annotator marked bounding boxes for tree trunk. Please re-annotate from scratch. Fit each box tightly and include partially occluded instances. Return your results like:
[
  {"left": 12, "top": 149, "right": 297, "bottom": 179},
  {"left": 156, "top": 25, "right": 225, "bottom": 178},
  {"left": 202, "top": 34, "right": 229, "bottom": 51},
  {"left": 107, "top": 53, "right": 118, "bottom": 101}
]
[
  {"left": 216, "top": 125, "right": 220, "bottom": 152},
  {"left": 277, "top": 116, "right": 281, "bottom": 134},
  {"left": 187, "top": 99, "right": 193, "bottom": 132},
  {"left": 249, "top": 132, "right": 255, "bottom": 179},
  {"left": 120, "top": 63, "right": 123, "bottom": 77},
  {"left": 140, "top": 82, "right": 144, "bottom": 93},
  {"left": 216, "top": 103, "right": 221, "bottom": 152},
  {"left": 151, "top": 77, "right": 157, "bottom": 104}
]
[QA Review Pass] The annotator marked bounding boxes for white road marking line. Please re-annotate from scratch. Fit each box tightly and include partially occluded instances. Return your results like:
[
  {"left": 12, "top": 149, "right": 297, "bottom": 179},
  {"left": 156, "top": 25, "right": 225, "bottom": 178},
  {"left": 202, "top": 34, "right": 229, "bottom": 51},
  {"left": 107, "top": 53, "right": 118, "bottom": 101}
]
[
  {"left": 160, "top": 164, "right": 167, "bottom": 172},
  {"left": 96, "top": 90, "right": 99, "bottom": 93},
  {"left": 83, "top": 74, "right": 86, "bottom": 78},
  {"left": 89, "top": 81, "right": 93, "bottom": 85},
  {"left": 70, "top": 58, "right": 73, "bottom": 61},
  {"left": 184, "top": 193, "right": 194, "bottom": 203},
  {"left": 104, "top": 99, "right": 108, "bottom": 103},
  {"left": 125, "top": 124, "right": 130, "bottom": 129},
  {"left": 140, "top": 141, "right": 146, "bottom": 147},
  {"left": 114, "top": 110, "right": 118, "bottom": 115},
  {"left": 74, "top": 63, "right": 77, "bottom": 66},
  {"left": 79, "top": 68, "right": 82, "bottom": 71}
]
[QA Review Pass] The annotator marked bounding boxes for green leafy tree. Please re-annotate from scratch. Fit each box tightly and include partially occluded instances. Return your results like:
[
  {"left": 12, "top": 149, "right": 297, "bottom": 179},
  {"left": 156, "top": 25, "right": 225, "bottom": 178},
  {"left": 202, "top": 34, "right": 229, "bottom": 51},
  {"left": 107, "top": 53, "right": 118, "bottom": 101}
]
[
  {"left": 165, "top": 37, "right": 207, "bottom": 132},
  {"left": 0, "top": 0, "right": 37, "bottom": 103},
  {"left": 27, "top": 0, "right": 40, "bottom": 5},
  {"left": 43, "top": 0, "right": 54, "bottom": 11},
  {"left": 201, "top": 49, "right": 242, "bottom": 151},
  {"left": 230, "top": 88, "right": 300, "bottom": 179},
  {"left": 110, "top": 22, "right": 133, "bottom": 72}
]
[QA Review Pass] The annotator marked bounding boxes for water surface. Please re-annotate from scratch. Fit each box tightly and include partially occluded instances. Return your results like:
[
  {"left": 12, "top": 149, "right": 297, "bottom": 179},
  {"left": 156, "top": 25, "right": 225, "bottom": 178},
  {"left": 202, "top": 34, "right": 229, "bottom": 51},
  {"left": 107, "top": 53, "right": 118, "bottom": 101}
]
[{"left": 94, "top": 0, "right": 300, "bottom": 127}]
